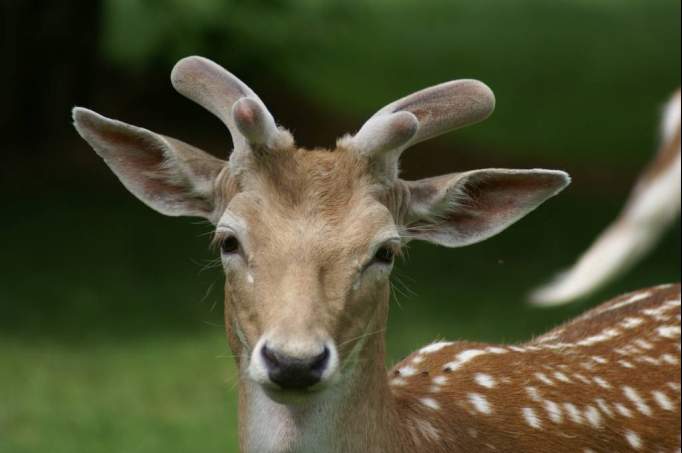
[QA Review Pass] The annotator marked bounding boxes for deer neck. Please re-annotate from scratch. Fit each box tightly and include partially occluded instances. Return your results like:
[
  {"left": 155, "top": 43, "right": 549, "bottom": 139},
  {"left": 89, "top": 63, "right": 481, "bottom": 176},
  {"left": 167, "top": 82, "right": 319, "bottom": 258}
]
[{"left": 238, "top": 309, "right": 407, "bottom": 453}]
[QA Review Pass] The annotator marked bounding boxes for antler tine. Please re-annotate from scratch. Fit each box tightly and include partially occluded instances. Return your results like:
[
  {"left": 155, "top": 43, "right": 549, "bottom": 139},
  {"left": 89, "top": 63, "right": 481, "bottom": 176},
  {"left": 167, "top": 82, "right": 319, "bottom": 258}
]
[
  {"left": 348, "top": 79, "right": 496, "bottom": 162},
  {"left": 171, "top": 56, "right": 289, "bottom": 153}
]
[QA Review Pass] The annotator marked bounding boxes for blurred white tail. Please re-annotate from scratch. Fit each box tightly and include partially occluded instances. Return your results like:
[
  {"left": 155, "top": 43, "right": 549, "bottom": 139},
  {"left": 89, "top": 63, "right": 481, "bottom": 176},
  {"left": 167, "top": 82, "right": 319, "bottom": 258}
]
[{"left": 531, "top": 90, "right": 681, "bottom": 306}]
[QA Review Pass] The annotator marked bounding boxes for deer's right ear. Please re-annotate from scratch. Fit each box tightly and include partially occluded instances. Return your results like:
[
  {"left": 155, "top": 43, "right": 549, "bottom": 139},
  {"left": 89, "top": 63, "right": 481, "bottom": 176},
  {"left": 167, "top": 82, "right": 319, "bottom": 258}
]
[{"left": 73, "top": 108, "right": 227, "bottom": 221}]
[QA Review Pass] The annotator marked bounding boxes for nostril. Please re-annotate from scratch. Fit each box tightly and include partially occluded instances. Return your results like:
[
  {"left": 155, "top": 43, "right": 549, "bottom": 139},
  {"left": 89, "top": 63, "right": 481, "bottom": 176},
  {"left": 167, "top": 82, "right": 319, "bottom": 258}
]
[
  {"left": 310, "top": 346, "right": 330, "bottom": 375},
  {"left": 261, "top": 344, "right": 280, "bottom": 369}
]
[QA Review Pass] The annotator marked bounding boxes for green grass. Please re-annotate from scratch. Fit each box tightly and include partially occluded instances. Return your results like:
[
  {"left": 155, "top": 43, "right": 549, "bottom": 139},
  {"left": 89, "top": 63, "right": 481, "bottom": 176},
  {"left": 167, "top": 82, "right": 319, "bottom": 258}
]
[
  {"left": 0, "top": 335, "right": 238, "bottom": 453},
  {"left": 1, "top": 186, "right": 679, "bottom": 453}
]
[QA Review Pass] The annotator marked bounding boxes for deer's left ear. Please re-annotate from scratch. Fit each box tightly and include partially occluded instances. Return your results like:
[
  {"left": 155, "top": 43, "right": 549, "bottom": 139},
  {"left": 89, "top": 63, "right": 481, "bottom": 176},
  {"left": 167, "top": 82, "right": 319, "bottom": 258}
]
[
  {"left": 73, "top": 107, "right": 227, "bottom": 221},
  {"left": 404, "top": 169, "right": 571, "bottom": 247}
]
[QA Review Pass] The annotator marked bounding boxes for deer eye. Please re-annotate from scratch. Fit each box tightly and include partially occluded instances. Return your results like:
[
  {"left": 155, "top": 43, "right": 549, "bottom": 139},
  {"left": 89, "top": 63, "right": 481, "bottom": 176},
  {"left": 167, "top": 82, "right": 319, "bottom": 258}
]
[
  {"left": 220, "top": 236, "right": 240, "bottom": 255},
  {"left": 373, "top": 245, "right": 395, "bottom": 265}
]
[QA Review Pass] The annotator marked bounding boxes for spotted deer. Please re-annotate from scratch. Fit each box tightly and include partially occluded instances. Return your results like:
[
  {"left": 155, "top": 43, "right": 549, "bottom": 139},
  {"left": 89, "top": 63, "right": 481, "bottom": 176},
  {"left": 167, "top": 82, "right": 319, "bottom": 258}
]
[
  {"left": 73, "top": 56, "right": 681, "bottom": 453},
  {"left": 531, "top": 89, "right": 681, "bottom": 306}
]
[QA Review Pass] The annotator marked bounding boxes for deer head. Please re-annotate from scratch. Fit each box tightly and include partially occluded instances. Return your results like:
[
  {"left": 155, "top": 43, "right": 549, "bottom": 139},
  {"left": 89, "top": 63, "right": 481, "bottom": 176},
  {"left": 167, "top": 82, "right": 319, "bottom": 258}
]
[{"left": 73, "top": 56, "right": 570, "bottom": 405}]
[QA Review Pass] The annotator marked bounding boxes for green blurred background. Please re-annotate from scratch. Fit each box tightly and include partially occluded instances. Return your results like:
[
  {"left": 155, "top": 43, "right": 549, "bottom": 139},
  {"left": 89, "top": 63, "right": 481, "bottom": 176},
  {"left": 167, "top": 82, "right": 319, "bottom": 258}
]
[{"left": 0, "top": 1, "right": 680, "bottom": 452}]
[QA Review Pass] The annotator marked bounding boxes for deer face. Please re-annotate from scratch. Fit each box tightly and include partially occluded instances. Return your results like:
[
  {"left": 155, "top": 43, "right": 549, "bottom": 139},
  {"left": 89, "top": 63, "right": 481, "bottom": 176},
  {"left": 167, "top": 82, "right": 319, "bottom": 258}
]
[
  {"left": 73, "top": 56, "right": 570, "bottom": 403},
  {"left": 216, "top": 149, "right": 400, "bottom": 399}
]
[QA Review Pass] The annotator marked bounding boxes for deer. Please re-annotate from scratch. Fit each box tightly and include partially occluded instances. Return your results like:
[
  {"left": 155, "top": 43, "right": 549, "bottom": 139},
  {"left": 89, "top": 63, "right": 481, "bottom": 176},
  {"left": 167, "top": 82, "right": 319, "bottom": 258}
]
[
  {"left": 531, "top": 89, "right": 681, "bottom": 306},
  {"left": 73, "top": 56, "right": 681, "bottom": 453}
]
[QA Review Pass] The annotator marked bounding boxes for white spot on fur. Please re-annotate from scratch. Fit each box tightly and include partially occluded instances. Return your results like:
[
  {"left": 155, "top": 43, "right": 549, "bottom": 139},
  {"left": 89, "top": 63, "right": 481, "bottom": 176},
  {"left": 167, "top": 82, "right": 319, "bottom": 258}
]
[
  {"left": 618, "top": 360, "right": 636, "bottom": 369},
  {"left": 420, "top": 397, "right": 440, "bottom": 411},
  {"left": 554, "top": 372, "right": 573, "bottom": 383},
  {"left": 584, "top": 406, "right": 603, "bottom": 428},
  {"left": 593, "top": 377, "right": 612, "bottom": 389},
  {"left": 615, "top": 403, "right": 633, "bottom": 418},
  {"left": 537, "top": 332, "right": 561, "bottom": 343},
  {"left": 474, "top": 373, "right": 497, "bottom": 389},
  {"left": 391, "top": 377, "right": 408, "bottom": 386},
  {"left": 469, "top": 393, "right": 492, "bottom": 415},
  {"left": 614, "top": 347, "right": 631, "bottom": 356},
  {"left": 658, "top": 325, "right": 681, "bottom": 339},
  {"left": 643, "top": 302, "right": 679, "bottom": 321},
  {"left": 485, "top": 347, "right": 508, "bottom": 355},
  {"left": 574, "top": 373, "right": 592, "bottom": 384},
  {"left": 526, "top": 386, "right": 542, "bottom": 402},
  {"left": 652, "top": 390, "right": 675, "bottom": 411},
  {"left": 544, "top": 400, "right": 563, "bottom": 424},
  {"left": 661, "top": 353, "right": 679, "bottom": 365},
  {"left": 399, "top": 366, "right": 418, "bottom": 377},
  {"left": 592, "top": 356, "right": 608, "bottom": 364},
  {"left": 625, "top": 430, "right": 643, "bottom": 450},
  {"left": 432, "top": 375, "right": 448, "bottom": 386},
  {"left": 604, "top": 293, "right": 651, "bottom": 313},
  {"left": 522, "top": 407, "right": 542, "bottom": 429},
  {"left": 564, "top": 403, "right": 583, "bottom": 424},
  {"left": 665, "top": 298, "right": 681, "bottom": 308},
  {"left": 623, "top": 386, "right": 652, "bottom": 416},
  {"left": 535, "top": 372, "right": 555, "bottom": 386},
  {"left": 443, "top": 349, "right": 487, "bottom": 372},
  {"left": 577, "top": 328, "right": 621, "bottom": 347},
  {"left": 419, "top": 341, "right": 453, "bottom": 354},
  {"left": 637, "top": 356, "right": 661, "bottom": 366},
  {"left": 622, "top": 317, "right": 645, "bottom": 329},
  {"left": 595, "top": 398, "right": 614, "bottom": 418}
]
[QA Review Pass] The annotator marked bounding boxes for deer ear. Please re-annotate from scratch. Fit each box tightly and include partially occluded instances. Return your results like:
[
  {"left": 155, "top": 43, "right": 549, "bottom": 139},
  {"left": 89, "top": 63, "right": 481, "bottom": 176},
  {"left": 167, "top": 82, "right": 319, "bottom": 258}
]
[
  {"left": 73, "top": 107, "right": 226, "bottom": 221},
  {"left": 405, "top": 169, "right": 570, "bottom": 247}
]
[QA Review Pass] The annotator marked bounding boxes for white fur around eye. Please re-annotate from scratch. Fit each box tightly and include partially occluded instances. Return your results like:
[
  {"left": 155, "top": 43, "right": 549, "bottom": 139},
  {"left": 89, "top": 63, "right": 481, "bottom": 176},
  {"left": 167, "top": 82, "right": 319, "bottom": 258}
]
[
  {"left": 354, "top": 255, "right": 394, "bottom": 291},
  {"left": 353, "top": 267, "right": 391, "bottom": 292},
  {"left": 369, "top": 263, "right": 393, "bottom": 281},
  {"left": 221, "top": 252, "right": 242, "bottom": 266}
]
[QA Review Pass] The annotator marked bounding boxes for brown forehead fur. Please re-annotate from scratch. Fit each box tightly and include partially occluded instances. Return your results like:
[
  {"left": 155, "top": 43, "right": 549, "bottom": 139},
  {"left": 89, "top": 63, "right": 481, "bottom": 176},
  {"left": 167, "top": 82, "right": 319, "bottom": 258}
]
[
  {"left": 223, "top": 145, "right": 391, "bottom": 223},
  {"left": 215, "top": 145, "right": 401, "bottom": 270}
]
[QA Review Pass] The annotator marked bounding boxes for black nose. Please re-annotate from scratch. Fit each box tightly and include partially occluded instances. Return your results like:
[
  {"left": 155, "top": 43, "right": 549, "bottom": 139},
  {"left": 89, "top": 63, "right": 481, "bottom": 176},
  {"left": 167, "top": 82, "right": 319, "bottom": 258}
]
[{"left": 261, "top": 345, "right": 330, "bottom": 390}]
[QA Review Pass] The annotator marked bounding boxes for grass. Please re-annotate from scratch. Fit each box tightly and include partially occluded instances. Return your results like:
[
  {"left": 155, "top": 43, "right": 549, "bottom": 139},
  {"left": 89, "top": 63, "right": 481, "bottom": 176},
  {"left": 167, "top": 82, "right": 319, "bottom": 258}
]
[
  {"left": 0, "top": 335, "right": 238, "bottom": 453},
  {"left": 0, "top": 185, "right": 679, "bottom": 453}
]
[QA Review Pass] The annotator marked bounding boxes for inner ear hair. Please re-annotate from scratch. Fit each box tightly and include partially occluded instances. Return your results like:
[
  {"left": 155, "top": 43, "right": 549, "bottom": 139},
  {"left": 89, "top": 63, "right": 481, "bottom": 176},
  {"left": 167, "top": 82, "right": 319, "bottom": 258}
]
[
  {"left": 404, "top": 169, "right": 571, "bottom": 248},
  {"left": 73, "top": 107, "right": 227, "bottom": 220}
]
